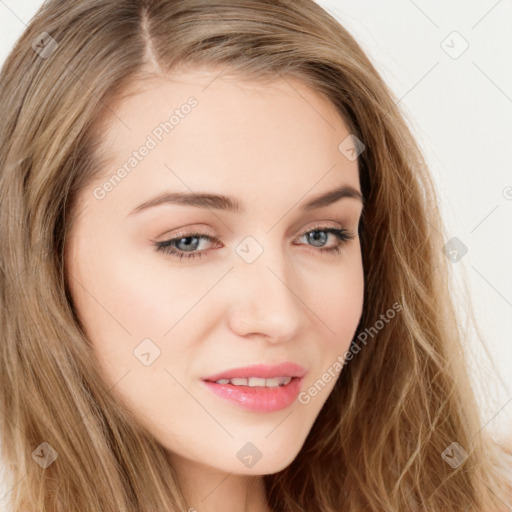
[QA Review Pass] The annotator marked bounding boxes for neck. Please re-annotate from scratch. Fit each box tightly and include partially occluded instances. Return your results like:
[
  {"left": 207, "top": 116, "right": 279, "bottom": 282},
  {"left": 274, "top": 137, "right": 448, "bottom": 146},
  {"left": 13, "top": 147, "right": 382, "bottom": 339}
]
[{"left": 171, "top": 453, "right": 272, "bottom": 512}]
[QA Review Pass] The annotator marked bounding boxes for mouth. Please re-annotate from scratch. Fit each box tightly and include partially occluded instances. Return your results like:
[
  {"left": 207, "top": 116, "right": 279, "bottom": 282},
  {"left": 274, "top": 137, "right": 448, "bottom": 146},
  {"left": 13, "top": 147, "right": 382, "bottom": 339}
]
[
  {"left": 207, "top": 376, "right": 294, "bottom": 387},
  {"left": 202, "top": 362, "right": 307, "bottom": 383},
  {"left": 201, "top": 364, "right": 306, "bottom": 412}
]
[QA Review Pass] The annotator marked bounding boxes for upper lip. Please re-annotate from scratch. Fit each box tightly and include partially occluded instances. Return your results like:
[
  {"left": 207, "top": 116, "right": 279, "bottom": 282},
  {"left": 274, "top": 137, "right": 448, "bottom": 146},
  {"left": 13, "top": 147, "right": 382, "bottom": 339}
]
[{"left": 202, "top": 362, "right": 307, "bottom": 382}]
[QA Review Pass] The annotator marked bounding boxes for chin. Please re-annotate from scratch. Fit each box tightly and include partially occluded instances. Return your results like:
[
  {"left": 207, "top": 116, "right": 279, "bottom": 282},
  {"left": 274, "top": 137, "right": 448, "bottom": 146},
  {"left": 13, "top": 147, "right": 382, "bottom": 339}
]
[{"left": 231, "top": 443, "right": 303, "bottom": 476}]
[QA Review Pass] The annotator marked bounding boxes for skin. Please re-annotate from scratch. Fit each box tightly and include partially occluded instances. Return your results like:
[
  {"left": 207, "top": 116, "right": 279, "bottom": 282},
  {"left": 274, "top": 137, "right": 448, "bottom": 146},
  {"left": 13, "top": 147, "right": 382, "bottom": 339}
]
[{"left": 64, "top": 67, "right": 365, "bottom": 512}]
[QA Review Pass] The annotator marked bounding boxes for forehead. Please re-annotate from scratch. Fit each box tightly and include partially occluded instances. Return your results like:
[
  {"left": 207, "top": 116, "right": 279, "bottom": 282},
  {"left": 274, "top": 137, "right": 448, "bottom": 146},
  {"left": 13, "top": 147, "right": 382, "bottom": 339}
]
[{"left": 88, "top": 68, "right": 360, "bottom": 215}]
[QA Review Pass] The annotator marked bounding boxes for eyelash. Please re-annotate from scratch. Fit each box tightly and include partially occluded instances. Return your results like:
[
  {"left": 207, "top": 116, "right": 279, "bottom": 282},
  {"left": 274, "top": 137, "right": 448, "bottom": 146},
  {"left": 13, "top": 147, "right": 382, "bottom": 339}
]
[{"left": 152, "top": 225, "right": 356, "bottom": 261}]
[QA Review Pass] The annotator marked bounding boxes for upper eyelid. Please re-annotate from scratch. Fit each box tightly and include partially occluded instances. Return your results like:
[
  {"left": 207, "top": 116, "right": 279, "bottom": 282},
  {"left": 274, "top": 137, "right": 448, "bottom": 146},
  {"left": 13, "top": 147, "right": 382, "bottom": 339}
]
[{"left": 162, "top": 220, "right": 350, "bottom": 239}]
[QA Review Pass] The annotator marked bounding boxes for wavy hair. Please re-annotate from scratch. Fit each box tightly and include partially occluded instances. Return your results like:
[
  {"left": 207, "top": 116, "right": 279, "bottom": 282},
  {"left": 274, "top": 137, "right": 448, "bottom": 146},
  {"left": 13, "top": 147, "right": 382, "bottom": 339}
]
[{"left": 1, "top": 0, "right": 511, "bottom": 510}]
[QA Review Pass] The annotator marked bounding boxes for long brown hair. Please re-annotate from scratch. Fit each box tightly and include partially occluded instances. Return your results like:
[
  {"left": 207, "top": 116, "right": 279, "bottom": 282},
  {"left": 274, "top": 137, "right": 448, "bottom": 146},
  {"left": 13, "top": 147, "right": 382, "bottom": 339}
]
[{"left": 1, "top": 1, "right": 510, "bottom": 510}]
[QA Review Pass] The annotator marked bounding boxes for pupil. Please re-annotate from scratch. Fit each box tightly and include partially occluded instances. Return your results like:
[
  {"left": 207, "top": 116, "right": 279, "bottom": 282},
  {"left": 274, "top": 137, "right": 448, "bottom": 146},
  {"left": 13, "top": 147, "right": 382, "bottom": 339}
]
[
  {"left": 178, "top": 236, "right": 199, "bottom": 251},
  {"left": 309, "top": 230, "right": 327, "bottom": 247}
]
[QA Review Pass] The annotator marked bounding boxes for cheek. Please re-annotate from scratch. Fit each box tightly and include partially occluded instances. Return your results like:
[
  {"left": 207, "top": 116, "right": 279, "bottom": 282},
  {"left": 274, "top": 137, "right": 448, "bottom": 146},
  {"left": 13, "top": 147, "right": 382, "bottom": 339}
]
[
  {"left": 66, "top": 238, "right": 223, "bottom": 386},
  {"left": 66, "top": 242, "right": 193, "bottom": 427},
  {"left": 329, "top": 270, "right": 364, "bottom": 342},
  {"left": 69, "top": 242, "right": 181, "bottom": 341},
  {"left": 305, "top": 252, "right": 364, "bottom": 346},
  {"left": 65, "top": 238, "right": 170, "bottom": 375}
]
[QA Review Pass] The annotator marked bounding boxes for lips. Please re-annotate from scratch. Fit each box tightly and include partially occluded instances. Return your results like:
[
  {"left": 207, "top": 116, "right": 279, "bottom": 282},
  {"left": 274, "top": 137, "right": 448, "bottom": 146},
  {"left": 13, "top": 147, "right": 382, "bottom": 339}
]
[
  {"left": 202, "top": 362, "right": 307, "bottom": 382},
  {"left": 201, "top": 362, "right": 307, "bottom": 412},
  {"left": 201, "top": 376, "right": 304, "bottom": 412}
]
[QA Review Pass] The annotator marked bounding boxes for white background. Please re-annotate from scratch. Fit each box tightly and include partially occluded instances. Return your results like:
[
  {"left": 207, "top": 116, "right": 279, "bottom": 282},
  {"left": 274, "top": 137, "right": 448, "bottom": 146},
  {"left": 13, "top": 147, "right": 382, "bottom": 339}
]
[{"left": 1, "top": 0, "right": 511, "bottom": 498}]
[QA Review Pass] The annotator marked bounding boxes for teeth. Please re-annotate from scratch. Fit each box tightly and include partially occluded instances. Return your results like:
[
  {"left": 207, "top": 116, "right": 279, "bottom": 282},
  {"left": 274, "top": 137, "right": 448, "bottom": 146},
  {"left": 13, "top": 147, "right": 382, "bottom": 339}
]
[
  {"left": 231, "top": 377, "right": 249, "bottom": 386},
  {"left": 214, "top": 376, "right": 293, "bottom": 387}
]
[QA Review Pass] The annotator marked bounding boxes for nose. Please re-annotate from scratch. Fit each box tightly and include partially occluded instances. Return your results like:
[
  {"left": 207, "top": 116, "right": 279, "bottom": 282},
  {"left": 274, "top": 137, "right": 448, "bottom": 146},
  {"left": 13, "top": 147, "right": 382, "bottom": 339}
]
[{"left": 226, "top": 246, "right": 307, "bottom": 343}]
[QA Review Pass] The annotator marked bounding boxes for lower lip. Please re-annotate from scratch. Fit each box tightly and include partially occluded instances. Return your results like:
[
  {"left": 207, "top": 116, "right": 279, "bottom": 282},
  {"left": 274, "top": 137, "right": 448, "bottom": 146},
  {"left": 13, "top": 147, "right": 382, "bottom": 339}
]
[{"left": 201, "top": 377, "right": 303, "bottom": 412}]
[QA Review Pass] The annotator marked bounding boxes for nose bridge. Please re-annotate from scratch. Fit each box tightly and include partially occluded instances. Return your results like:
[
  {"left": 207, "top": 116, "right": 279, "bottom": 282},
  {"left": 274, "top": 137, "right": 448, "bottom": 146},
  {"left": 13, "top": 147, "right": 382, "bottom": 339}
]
[{"left": 228, "top": 236, "right": 305, "bottom": 341}]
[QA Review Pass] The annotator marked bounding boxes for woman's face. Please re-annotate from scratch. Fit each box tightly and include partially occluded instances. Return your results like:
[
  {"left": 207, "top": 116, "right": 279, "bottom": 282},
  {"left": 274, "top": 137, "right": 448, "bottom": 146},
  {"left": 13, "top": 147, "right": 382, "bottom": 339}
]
[{"left": 65, "top": 68, "right": 364, "bottom": 477}]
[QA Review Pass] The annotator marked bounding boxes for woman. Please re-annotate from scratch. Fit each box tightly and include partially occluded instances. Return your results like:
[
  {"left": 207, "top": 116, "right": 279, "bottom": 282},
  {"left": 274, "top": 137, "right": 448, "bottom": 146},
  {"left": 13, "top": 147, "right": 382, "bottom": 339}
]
[{"left": 0, "top": 1, "right": 510, "bottom": 511}]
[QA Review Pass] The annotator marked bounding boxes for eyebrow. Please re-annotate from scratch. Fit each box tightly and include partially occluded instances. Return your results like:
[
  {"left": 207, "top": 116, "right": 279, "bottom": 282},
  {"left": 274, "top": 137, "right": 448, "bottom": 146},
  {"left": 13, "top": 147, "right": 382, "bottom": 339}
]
[{"left": 128, "top": 184, "right": 363, "bottom": 216}]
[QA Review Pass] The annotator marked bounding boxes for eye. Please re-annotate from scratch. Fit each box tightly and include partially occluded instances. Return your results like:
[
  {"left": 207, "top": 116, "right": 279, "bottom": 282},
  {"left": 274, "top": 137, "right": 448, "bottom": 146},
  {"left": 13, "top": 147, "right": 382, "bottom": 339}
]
[
  {"left": 294, "top": 225, "right": 355, "bottom": 257},
  {"left": 152, "top": 232, "right": 220, "bottom": 261},
  {"left": 152, "top": 224, "right": 356, "bottom": 261}
]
